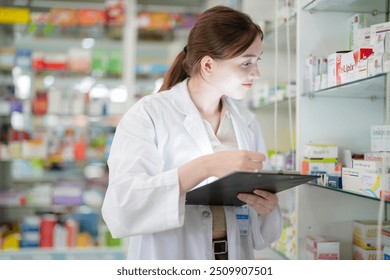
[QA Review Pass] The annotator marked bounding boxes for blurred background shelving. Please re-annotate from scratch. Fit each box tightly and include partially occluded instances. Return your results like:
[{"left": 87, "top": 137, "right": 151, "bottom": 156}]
[{"left": 0, "top": 0, "right": 298, "bottom": 260}]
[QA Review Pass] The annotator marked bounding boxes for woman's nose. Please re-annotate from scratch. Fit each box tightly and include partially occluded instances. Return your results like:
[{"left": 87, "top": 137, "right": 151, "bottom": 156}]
[{"left": 250, "top": 64, "right": 261, "bottom": 79}]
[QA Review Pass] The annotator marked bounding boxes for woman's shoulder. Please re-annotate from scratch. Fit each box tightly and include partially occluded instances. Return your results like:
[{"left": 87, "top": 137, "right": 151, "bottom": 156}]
[
  {"left": 127, "top": 81, "right": 187, "bottom": 115},
  {"left": 126, "top": 94, "right": 168, "bottom": 119}
]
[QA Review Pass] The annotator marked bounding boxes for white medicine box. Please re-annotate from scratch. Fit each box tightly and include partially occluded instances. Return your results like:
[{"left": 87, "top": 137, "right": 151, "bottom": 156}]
[
  {"left": 371, "top": 125, "right": 390, "bottom": 152},
  {"left": 306, "top": 235, "right": 340, "bottom": 260}
]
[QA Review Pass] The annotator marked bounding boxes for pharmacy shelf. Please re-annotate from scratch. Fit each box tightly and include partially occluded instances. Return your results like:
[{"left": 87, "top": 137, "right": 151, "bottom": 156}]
[
  {"left": 0, "top": 201, "right": 104, "bottom": 209},
  {"left": 263, "top": 14, "right": 297, "bottom": 52},
  {"left": 302, "top": 0, "right": 387, "bottom": 14},
  {"left": 30, "top": 114, "right": 122, "bottom": 128},
  {"left": 0, "top": 247, "right": 125, "bottom": 260},
  {"left": 251, "top": 97, "right": 296, "bottom": 111},
  {"left": 308, "top": 183, "right": 390, "bottom": 205},
  {"left": 138, "top": 0, "right": 206, "bottom": 9},
  {"left": 302, "top": 73, "right": 387, "bottom": 99},
  {"left": 14, "top": 37, "right": 122, "bottom": 52},
  {"left": 12, "top": 168, "right": 85, "bottom": 184},
  {"left": 296, "top": 0, "right": 390, "bottom": 259}
]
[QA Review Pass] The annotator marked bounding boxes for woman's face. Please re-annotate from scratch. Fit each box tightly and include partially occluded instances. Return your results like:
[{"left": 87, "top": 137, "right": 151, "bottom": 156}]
[{"left": 208, "top": 35, "right": 263, "bottom": 100}]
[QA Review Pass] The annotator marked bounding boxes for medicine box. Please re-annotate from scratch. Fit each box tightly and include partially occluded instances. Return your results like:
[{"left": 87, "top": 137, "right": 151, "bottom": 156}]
[
  {"left": 367, "top": 53, "right": 383, "bottom": 77},
  {"left": 329, "top": 52, "right": 345, "bottom": 86},
  {"left": 342, "top": 168, "right": 389, "bottom": 198},
  {"left": 382, "top": 227, "right": 390, "bottom": 247},
  {"left": 356, "top": 59, "right": 368, "bottom": 80},
  {"left": 353, "top": 220, "right": 377, "bottom": 250},
  {"left": 349, "top": 14, "right": 366, "bottom": 50},
  {"left": 383, "top": 52, "right": 390, "bottom": 73},
  {"left": 314, "top": 73, "right": 328, "bottom": 91},
  {"left": 341, "top": 167, "right": 361, "bottom": 190},
  {"left": 352, "top": 159, "right": 384, "bottom": 173},
  {"left": 327, "top": 53, "right": 336, "bottom": 87},
  {"left": 302, "top": 158, "right": 341, "bottom": 175},
  {"left": 306, "top": 235, "right": 340, "bottom": 260},
  {"left": 327, "top": 175, "right": 342, "bottom": 189},
  {"left": 338, "top": 48, "right": 373, "bottom": 84},
  {"left": 384, "top": 246, "right": 390, "bottom": 260},
  {"left": 353, "top": 245, "right": 381, "bottom": 260},
  {"left": 373, "top": 31, "right": 390, "bottom": 55},
  {"left": 357, "top": 27, "right": 371, "bottom": 49},
  {"left": 364, "top": 151, "right": 390, "bottom": 162},
  {"left": 381, "top": 189, "right": 390, "bottom": 201},
  {"left": 370, "top": 21, "right": 390, "bottom": 46},
  {"left": 371, "top": 125, "right": 390, "bottom": 152},
  {"left": 303, "top": 144, "right": 338, "bottom": 159},
  {"left": 353, "top": 220, "right": 390, "bottom": 250},
  {"left": 304, "top": 55, "right": 318, "bottom": 92}
]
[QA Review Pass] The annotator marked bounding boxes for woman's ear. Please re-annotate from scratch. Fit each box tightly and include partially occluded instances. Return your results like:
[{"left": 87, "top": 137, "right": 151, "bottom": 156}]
[{"left": 199, "top": 55, "right": 215, "bottom": 76}]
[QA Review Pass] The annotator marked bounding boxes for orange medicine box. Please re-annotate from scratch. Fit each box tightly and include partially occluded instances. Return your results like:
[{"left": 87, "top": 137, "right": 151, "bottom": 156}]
[{"left": 306, "top": 235, "right": 340, "bottom": 260}]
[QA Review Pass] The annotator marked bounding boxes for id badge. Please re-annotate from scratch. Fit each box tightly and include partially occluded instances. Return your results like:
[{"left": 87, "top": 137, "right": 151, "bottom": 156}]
[{"left": 236, "top": 205, "right": 249, "bottom": 235}]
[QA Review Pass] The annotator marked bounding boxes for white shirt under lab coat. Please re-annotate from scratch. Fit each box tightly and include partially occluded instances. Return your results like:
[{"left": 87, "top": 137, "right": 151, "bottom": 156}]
[{"left": 101, "top": 79, "right": 282, "bottom": 260}]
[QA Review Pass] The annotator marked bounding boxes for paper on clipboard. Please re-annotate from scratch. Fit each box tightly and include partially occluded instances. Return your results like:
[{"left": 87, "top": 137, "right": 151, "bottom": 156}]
[{"left": 185, "top": 170, "right": 319, "bottom": 206}]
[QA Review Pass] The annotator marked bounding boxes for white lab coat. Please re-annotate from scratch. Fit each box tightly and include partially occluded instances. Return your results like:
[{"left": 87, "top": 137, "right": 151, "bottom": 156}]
[{"left": 101, "top": 79, "right": 282, "bottom": 260}]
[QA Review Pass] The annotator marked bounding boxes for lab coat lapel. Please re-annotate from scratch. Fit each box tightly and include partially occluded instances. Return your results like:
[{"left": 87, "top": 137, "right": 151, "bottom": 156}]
[
  {"left": 171, "top": 80, "right": 213, "bottom": 155},
  {"left": 183, "top": 115, "right": 213, "bottom": 155},
  {"left": 225, "top": 98, "right": 255, "bottom": 151}
]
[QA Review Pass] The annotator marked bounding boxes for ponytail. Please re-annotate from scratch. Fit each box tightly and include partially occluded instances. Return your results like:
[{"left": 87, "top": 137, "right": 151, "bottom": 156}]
[{"left": 158, "top": 50, "right": 188, "bottom": 92}]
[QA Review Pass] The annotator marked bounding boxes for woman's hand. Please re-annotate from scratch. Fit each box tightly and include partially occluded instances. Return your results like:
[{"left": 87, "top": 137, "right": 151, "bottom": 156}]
[
  {"left": 209, "top": 150, "right": 266, "bottom": 178},
  {"left": 237, "top": 189, "right": 278, "bottom": 216},
  {"left": 178, "top": 150, "right": 266, "bottom": 194}
]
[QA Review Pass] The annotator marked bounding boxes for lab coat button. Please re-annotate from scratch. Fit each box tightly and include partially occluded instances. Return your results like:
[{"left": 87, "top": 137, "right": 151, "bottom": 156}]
[{"left": 202, "top": 211, "right": 210, "bottom": 217}]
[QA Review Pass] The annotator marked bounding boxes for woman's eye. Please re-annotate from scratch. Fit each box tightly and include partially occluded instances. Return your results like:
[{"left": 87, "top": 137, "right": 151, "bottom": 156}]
[{"left": 242, "top": 58, "right": 261, "bottom": 67}]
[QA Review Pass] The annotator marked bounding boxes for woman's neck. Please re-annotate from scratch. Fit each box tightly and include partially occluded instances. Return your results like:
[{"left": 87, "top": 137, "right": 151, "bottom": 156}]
[
  {"left": 187, "top": 77, "right": 223, "bottom": 133},
  {"left": 187, "top": 77, "right": 222, "bottom": 117}
]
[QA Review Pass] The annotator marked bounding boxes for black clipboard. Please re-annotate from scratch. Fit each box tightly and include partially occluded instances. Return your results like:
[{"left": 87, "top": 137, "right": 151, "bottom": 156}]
[{"left": 185, "top": 171, "right": 319, "bottom": 206}]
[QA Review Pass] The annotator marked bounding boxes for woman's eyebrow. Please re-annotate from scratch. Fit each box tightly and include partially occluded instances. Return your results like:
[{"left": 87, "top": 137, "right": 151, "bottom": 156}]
[{"left": 242, "top": 51, "right": 263, "bottom": 58}]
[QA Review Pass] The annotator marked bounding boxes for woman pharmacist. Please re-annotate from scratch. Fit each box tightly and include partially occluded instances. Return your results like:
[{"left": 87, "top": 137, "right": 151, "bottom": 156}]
[{"left": 102, "top": 5, "right": 282, "bottom": 260}]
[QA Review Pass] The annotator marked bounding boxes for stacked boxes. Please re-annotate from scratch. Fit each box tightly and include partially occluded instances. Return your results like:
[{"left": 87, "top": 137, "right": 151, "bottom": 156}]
[
  {"left": 353, "top": 220, "right": 380, "bottom": 250},
  {"left": 341, "top": 126, "right": 390, "bottom": 199},
  {"left": 371, "top": 125, "right": 390, "bottom": 152},
  {"left": 327, "top": 48, "right": 373, "bottom": 87},
  {"left": 368, "top": 22, "right": 390, "bottom": 75},
  {"left": 302, "top": 144, "right": 342, "bottom": 175},
  {"left": 352, "top": 220, "right": 390, "bottom": 260},
  {"left": 341, "top": 167, "right": 389, "bottom": 199},
  {"left": 307, "top": 19, "right": 390, "bottom": 92},
  {"left": 304, "top": 55, "right": 328, "bottom": 92},
  {"left": 306, "top": 235, "right": 340, "bottom": 260},
  {"left": 349, "top": 14, "right": 367, "bottom": 50}
]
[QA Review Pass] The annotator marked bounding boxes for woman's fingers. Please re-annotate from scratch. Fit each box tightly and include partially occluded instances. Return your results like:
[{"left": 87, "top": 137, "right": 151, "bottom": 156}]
[
  {"left": 211, "top": 150, "right": 267, "bottom": 178},
  {"left": 237, "top": 190, "right": 278, "bottom": 215},
  {"left": 242, "top": 151, "right": 265, "bottom": 171},
  {"left": 247, "top": 151, "right": 266, "bottom": 162}
]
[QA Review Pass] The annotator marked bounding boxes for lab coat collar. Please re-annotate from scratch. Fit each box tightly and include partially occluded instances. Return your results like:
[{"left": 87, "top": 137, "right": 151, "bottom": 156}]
[
  {"left": 169, "top": 79, "right": 198, "bottom": 116},
  {"left": 225, "top": 98, "right": 255, "bottom": 151},
  {"left": 168, "top": 79, "right": 255, "bottom": 153},
  {"left": 169, "top": 79, "right": 248, "bottom": 122},
  {"left": 170, "top": 79, "right": 214, "bottom": 155}
]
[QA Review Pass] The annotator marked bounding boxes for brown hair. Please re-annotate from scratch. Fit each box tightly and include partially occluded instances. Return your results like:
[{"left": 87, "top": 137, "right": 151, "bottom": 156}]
[{"left": 158, "top": 5, "right": 263, "bottom": 92}]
